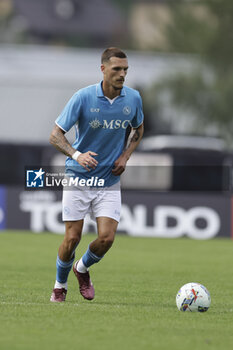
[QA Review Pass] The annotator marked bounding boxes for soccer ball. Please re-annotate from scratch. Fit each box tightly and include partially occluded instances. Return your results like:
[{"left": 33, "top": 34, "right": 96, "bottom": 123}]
[{"left": 176, "top": 282, "right": 211, "bottom": 312}]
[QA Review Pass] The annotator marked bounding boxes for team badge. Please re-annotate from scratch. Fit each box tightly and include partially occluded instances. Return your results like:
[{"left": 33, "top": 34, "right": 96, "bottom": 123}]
[
  {"left": 123, "top": 106, "right": 131, "bottom": 115},
  {"left": 64, "top": 207, "right": 70, "bottom": 215}
]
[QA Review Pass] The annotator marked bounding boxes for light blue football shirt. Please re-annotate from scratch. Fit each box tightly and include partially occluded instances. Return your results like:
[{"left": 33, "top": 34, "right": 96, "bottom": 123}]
[{"left": 55, "top": 81, "right": 144, "bottom": 186}]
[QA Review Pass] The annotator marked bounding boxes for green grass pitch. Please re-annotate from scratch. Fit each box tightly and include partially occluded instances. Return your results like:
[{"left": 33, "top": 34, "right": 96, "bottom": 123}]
[{"left": 0, "top": 231, "right": 233, "bottom": 350}]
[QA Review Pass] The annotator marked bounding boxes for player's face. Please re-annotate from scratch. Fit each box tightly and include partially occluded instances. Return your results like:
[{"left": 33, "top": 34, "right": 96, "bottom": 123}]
[{"left": 101, "top": 57, "right": 128, "bottom": 90}]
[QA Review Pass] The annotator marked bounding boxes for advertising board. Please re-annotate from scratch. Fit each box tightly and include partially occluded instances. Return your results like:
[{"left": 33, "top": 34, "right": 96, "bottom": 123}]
[{"left": 2, "top": 187, "right": 231, "bottom": 239}]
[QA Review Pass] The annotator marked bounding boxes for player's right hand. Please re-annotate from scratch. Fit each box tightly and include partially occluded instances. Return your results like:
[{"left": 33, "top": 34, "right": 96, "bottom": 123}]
[{"left": 77, "top": 151, "right": 98, "bottom": 171}]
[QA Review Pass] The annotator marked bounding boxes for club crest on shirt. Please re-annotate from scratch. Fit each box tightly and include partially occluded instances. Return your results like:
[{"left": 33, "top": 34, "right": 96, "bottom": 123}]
[
  {"left": 89, "top": 118, "right": 102, "bottom": 129},
  {"left": 123, "top": 106, "right": 131, "bottom": 115}
]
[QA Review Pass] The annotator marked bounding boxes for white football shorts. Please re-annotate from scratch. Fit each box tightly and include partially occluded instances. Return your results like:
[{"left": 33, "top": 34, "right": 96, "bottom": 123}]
[{"left": 62, "top": 181, "right": 121, "bottom": 222}]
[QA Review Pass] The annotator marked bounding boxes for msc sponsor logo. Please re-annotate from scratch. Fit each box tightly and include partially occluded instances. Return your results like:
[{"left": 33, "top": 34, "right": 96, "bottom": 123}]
[
  {"left": 102, "top": 119, "right": 130, "bottom": 129},
  {"left": 89, "top": 118, "right": 131, "bottom": 130},
  {"left": 89, "top": 118, "right": 102, "bottom": 129}
]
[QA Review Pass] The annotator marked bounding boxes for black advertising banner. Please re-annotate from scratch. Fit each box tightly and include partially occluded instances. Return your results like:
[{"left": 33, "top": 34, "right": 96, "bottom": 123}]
[
  {"left": 120, "top": 191, "right": 231, "bottom": 239},
  {"left": 2, "top": 186, "right": 232, "bottom": 239}
]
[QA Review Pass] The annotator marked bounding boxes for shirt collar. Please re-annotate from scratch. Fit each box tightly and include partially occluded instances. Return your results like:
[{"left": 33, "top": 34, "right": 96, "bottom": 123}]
[{"left": 96, "top": 81, "right": 126, "bottom": 97}]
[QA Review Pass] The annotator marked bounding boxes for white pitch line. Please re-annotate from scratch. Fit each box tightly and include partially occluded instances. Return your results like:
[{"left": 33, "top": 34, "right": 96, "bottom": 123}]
[{"left": 0, "top": 301, "right": 79, "bottom": 306}]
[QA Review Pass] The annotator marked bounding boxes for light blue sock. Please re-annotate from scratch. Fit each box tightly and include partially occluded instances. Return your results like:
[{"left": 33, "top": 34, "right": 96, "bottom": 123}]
[
  {"left": 82, "top": 246, "right": 104, "bottom": 268},
  {"left": 56, "top": 255, "right": 74, "bottom": 283}
]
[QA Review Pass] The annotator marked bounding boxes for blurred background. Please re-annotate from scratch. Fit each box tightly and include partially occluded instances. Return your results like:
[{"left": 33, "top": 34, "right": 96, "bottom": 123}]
[{"left": 0, "top": 0, "right": 233, "bottom": 239}]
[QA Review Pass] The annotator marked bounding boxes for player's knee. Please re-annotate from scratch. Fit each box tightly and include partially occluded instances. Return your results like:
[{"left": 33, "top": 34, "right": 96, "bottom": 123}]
[
  {"left": 99, "top": 233, "right": 115, "bottom": 250},
  {"left": 68, "top": 234, "right": 80, "bottom": 247},
  {"left": 64, "top": 232, "right": 81, "bottom": 253}
]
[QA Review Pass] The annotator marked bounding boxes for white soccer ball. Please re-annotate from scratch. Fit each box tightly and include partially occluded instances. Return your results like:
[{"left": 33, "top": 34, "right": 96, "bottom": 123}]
[{"left": 176, "top": 282, "right": 211, "bottom": 312}]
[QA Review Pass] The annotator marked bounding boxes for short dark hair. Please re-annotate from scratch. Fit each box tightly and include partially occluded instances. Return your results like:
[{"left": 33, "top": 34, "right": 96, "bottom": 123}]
[{"left": 101, "top": 47, "right": 127, "bottom": 63}]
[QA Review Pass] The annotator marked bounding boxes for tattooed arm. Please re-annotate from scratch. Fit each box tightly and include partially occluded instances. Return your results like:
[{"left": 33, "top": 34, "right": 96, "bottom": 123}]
[
  {"left": 50, "top": 125, "right": 75, "bottom": 158},
  {"left": 124, "top": 123, "right": 144, "bottom": 159},
  {"left": 112, "top": 123, "right": 144, "bottom": 176},
  {"left": 49, "top": 125, "right": 98, "bottom": 171}
]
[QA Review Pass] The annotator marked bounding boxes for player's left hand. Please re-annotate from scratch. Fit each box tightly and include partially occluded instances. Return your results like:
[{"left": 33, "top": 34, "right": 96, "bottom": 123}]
[{"left": 112, "top": 155, "right": 128, "bottom": 176}]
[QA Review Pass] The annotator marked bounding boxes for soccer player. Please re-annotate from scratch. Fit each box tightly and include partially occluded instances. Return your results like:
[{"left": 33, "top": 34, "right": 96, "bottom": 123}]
[{"left": 49, "top": 47, "right": 144, "bottom": 302}]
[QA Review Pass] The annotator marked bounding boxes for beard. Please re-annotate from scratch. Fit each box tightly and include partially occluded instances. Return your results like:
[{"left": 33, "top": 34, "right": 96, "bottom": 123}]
[{"left": 113, "top": 80, "right": 124, "bottom": 90}]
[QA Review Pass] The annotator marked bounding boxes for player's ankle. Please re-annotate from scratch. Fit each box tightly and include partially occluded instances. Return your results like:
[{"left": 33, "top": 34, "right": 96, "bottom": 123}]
[
  {"left": 54, "top": 280, "right": 68, "bottom": 290},
  {"left": 76, "top": 259, "right": 88, "bottom": 273}
]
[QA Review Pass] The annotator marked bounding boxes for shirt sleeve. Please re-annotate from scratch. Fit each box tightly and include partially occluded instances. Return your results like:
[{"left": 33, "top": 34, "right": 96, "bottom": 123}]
[
  {"left": 55, "top": 92, "right": 82, "bottom": 132},
  {"left": 130, "top": 93, "right": 144, "bottom": 128}
]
